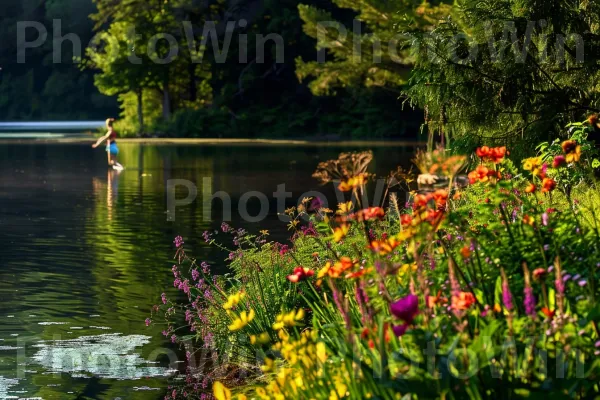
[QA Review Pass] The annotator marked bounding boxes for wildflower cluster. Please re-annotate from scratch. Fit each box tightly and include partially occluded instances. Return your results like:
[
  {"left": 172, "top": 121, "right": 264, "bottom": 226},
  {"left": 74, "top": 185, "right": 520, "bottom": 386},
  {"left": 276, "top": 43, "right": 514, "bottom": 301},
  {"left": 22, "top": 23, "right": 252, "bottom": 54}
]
[{"left": 152, "top": 119, "right": 600, "bottom": 400}]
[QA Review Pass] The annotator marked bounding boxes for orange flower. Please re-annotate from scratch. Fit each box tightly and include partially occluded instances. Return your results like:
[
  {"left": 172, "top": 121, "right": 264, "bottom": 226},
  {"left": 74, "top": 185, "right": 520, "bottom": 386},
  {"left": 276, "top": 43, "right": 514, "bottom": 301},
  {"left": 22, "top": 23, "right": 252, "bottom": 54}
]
[
  {"left": 468, "top": 165, "right": 499, "bottom": 184},
  {"left": 493, "top": 303, "right": 502, "bottom": 313},
  {"left": 338, "top": 174, "right": 367, "bottom": 192},
  {"left": 432, "top": 189, "right": 449, "bottom": 209},
  {"left": 541, "top": 177, "right": 556, "bottom": 193},
  {"left": 345, "top": 268, "right": 372, "bottom": 279},
  {"left": 460, "top": 246, "right": 471, "bottom": 259},
  {"left": 523, "top": 215, "right": 535, "bottom": 226},
  {"left": 452, "top": 292, "right": 476, "bottom": 310},
  {"left": 525, "top": 183, "right": 536, "bottom": 193},
  {"left": 351, "top": 207, "right": 385, "bottom": 222},
  {"left": 427, "top": 291, "right": 447, "bottom": 308},
  {"left": 319, "top": 257, "right": 356, "bottom": 279},
  {"left": 368, "top": 237, "right": 400, "bottom": 255}
]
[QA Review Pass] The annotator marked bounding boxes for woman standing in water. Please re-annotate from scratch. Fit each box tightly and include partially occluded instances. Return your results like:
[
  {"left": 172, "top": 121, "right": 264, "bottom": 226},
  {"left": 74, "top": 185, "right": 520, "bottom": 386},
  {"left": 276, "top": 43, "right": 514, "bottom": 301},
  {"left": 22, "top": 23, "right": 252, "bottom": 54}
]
[{"left": 92, "top": 118, "right": 124, "bottom": 170}]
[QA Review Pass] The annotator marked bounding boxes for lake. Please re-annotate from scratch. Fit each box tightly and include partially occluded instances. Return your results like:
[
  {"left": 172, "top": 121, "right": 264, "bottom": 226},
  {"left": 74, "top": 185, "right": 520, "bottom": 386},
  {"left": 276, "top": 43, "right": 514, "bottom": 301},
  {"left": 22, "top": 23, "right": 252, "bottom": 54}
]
[{"left": 0, "top": 141, "right": 416, "bottom": 399}]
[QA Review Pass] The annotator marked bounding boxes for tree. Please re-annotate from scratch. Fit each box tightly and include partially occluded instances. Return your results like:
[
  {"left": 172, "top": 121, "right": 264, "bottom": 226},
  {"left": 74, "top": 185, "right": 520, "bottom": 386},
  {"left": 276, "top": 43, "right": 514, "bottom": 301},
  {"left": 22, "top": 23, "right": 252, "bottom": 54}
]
[
  {"left": 404, "top": 0, "right": 600, "bottom": 149},
  {"left": 296, "top": 0, "right": 451, "bottom": 95}
]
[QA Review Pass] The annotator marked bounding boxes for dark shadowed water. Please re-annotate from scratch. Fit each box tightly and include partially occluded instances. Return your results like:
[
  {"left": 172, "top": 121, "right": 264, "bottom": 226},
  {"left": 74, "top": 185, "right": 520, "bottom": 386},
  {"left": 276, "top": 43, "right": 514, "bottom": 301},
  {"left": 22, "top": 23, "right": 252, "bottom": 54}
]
[{"left": 0, "top": 141, "right": 415, "bottom": 399}]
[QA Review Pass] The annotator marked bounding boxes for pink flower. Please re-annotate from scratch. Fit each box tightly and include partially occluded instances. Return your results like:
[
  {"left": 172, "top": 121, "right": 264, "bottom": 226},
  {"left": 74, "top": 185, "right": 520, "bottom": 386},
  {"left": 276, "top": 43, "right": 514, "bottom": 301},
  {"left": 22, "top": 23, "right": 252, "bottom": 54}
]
[{"left": 553, "top": 155, "right": 566, "bottom": 168}]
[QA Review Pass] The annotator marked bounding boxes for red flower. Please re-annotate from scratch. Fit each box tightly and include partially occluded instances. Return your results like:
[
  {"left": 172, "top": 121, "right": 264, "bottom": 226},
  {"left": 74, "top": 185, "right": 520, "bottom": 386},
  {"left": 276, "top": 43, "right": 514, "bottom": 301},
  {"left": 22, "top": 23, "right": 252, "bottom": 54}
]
[
  {"left": 286, "top": 266, "right": 314, "bottom": 283},
  {"left": 532, "top": 268, "right": 547, "bottom": 281},
  {"left": 351, "top": 207, "right": 385, "bottom": 222},
  {"left": 525, "top": 183, "right": 536, "bottom": 193},
  {"left": 476, "top": 146, "right": 507, "bottom": 163},
  {"left": 400, "top": 214, "right": 413, "bottom": 226},
  {"left": 541, "top": 307, "right": 555, "bottom": 319},
  {"left": 541, "top": 178, "right": 556, "bottom": 193}
]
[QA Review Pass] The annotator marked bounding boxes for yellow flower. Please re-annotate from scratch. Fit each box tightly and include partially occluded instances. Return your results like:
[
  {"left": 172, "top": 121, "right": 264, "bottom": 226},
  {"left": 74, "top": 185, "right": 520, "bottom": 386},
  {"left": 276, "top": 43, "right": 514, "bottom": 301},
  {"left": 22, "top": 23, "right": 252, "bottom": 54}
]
[
  {"left": 261, "top": 357, "right": 275, "bottom": 373},
  {"left": 213, "top": 381, "right": 231, "bottom": 400},
  {"left": 522, "top": 157, "right": 541, "bottom": 171},
  {"left": 338, "top": 174, "right": 366, "bottom": 192},
  {"left": 565, "top": 145, "right": 582, "bottom": 163},
  {"left": 250, "top": 332, "right": 270, "bottom": 345},
  {"left": 255, "top": 387, "right": 269, "bottom": 399},
  {"left": 273, "top": 309, "right": 305, "bottom": 330},
  {"left": 228, "top": 309, "right": 255, "bottom": 331},
  {"left": 333, "top": 224, "right": 349, "bottom": 242},
  {"left": 223, "top": 291, "right": 245, "bottom": 310},
  {"left": 336, "top": 201, "right": 354, "bottom": 214},
  {"left": 316, "top": 341, "right": 327, "bottom": 364}
]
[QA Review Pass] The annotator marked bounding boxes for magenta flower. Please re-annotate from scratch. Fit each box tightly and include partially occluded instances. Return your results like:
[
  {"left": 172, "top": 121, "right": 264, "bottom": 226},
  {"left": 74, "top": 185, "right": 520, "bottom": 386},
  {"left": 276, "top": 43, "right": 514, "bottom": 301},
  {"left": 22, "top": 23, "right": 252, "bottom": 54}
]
[
  {"left": 390, "top": 294, "right": 419, "bottom": 324},
  {"left": 524, "top": 287, "right": 536, "bottom": 316},
  {"left": 145, "top": 318, "right": 151, "bottom": 326},
  {"left": 502, "top": 281, "right": 513, "bottom": 311},
  {"left": 173, "top": 236, "right": 184, "bottom": 248},
  {"left": 553, "top": 155, "right": 566, "bottom": 168},
  {"left": 392, "top": 323, "right": 409, "bottom": 337}
]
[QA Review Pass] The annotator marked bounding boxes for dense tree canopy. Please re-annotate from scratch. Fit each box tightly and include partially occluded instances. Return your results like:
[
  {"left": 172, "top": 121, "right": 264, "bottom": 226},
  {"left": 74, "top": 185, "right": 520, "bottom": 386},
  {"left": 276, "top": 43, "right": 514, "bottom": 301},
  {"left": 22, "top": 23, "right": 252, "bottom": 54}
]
[{"left": 404, "top": 0, "right": 600, "bottom": 149}]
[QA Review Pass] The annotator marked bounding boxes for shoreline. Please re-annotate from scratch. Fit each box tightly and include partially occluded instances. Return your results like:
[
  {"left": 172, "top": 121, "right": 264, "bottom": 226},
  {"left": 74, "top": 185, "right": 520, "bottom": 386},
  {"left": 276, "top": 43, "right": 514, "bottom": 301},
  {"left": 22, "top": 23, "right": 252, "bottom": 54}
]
[{"left": 0, "top": 136, "right": 425, "bottom": 147}]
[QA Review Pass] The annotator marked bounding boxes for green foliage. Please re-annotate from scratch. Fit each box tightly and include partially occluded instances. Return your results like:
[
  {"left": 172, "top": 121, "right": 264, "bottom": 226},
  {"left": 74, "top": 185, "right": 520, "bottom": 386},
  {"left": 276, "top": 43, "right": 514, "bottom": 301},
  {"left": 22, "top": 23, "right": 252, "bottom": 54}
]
[
  {"left": 296, "top": 0, "right": 452, "bottom": 96},
  {"left": 405, "top": 0, "right": 600, "bottom": 145}
]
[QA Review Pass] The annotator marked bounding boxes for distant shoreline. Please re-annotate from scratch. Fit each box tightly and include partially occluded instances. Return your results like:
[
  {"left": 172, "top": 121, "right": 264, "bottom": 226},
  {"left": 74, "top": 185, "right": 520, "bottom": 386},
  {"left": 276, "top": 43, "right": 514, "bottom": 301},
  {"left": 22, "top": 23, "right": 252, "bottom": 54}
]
[{"left": 0, "top": 137, "right": 425, "bottom": 147}]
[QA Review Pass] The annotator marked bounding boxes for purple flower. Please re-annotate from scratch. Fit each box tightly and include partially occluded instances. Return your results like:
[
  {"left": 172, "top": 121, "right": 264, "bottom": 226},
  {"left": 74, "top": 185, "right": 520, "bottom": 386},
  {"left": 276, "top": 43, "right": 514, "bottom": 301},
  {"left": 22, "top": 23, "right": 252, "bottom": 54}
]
[
  {"left": 392, "top": 323, "right": 409, "bottom": 337},
  {"left": 191, "top": 269, "right": 200, "bottom": 281},
  {"left": 221, "top": 222, "right": 231, "bottom": 232},
  {"left": 524, "top": 287, "right": 536, "bottom": 316},
  {"left": 502, "top": 282, "right": 513, "bottom": 311},
  {"left": 173, "top": 236, "right": 184, "bottom": 248},
  {"left": 161, "top": 293, "right": 167, "bottom": 304},
  {"left": 145, "top": 318, "right": 151, "bottom": 326},
  {"left": 578, "top": 280, "right": 587, "bottom": 287},
  {"left": 562, "top": 274, "right": 571, "bottom": 282},
  {"left": 390, "top": 294, "right": 419, "bottom": 324},
  {"left": 309, "top": 197, "right": 323, "bottom": 211},
  {"left": 171, "top": 335, "right": 177, "bottom": 343},
  {"left": 542, "top": 213, "right": 548, "bottom": 226},
  {"left": 202, "top": 231, "right": 212, "bottom": 242},
  {"left": 201, "top": 262, "right": 210, "bottom": 274}
]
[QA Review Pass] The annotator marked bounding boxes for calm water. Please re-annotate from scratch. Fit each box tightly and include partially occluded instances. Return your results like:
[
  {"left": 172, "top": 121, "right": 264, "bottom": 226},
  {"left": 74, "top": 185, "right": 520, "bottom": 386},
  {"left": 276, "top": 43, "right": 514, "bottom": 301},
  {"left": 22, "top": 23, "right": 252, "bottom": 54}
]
[{"left": 0, "top": 142, "right": 414, "bottom": 399}]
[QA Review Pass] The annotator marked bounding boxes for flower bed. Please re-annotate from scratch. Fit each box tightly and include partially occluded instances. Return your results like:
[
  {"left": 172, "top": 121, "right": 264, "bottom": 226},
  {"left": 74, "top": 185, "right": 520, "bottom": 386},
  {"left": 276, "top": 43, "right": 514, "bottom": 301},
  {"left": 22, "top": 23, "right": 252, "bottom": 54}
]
[{"left": 150, "top": 120, "right": 600, "bottom": 399}]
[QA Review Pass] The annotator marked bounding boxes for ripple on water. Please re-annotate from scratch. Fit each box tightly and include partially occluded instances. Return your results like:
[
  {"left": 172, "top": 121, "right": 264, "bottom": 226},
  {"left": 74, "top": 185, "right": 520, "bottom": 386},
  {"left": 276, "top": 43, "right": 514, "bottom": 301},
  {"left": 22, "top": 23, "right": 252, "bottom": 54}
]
[
  {"left": 32, "top": 333, "right": 176, "bottom": 380},
  {"left": 0, "top": 376, "right": 19, "bottom": 398}
]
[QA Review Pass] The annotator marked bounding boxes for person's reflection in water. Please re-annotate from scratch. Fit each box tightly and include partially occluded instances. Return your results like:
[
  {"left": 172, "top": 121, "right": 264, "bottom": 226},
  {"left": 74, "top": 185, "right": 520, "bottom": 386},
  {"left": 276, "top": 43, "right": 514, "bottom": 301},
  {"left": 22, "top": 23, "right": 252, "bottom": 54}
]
[
  {"left": 106, "top": 169, "right": 121, "bottom": 220},
  {"left": 92, "top": 169, "right": 121, "bottom": 221}
]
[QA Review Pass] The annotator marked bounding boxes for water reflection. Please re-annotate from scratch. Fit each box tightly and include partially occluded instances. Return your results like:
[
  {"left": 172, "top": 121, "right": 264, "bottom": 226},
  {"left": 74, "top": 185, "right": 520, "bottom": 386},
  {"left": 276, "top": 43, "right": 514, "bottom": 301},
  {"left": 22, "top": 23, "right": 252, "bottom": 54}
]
[{"left": 0, "top": 142, "right": 415, "bottom": 399}]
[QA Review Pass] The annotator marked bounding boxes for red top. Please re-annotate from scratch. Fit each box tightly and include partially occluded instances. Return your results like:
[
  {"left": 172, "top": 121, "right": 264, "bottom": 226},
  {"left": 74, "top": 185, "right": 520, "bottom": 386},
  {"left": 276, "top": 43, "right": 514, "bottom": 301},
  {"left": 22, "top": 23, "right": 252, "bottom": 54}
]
[{"left": 108, "top": 129, "right": 117, "bottom": 141}]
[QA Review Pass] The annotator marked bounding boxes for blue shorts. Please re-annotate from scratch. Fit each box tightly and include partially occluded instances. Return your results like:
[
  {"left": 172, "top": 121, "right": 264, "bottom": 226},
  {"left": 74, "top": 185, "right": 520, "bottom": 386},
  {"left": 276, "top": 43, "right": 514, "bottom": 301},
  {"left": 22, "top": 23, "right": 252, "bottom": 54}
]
[{"left": 106, "top": 143, "right": 119, "bottom": 155}]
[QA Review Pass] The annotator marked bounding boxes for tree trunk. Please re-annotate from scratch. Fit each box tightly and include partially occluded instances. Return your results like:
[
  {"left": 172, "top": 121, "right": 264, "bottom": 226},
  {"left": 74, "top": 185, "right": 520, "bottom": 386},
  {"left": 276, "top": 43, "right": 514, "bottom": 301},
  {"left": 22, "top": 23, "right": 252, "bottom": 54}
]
[
  {"left": 137, "top": 88, "right": 144, "bottom": 134},
  {"left": 162, "top": 85, "right": 171, "bottom": 120},
  {"left": 188, "top": 62, "right": 197, "bottom": 102}
]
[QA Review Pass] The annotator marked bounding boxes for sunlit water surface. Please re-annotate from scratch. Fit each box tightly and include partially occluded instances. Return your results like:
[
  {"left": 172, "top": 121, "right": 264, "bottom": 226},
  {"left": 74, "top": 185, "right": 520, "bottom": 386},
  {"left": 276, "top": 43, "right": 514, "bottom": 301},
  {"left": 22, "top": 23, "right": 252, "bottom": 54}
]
[{"left": 0, "top": 141, "right": 414, "bottom": 399}]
